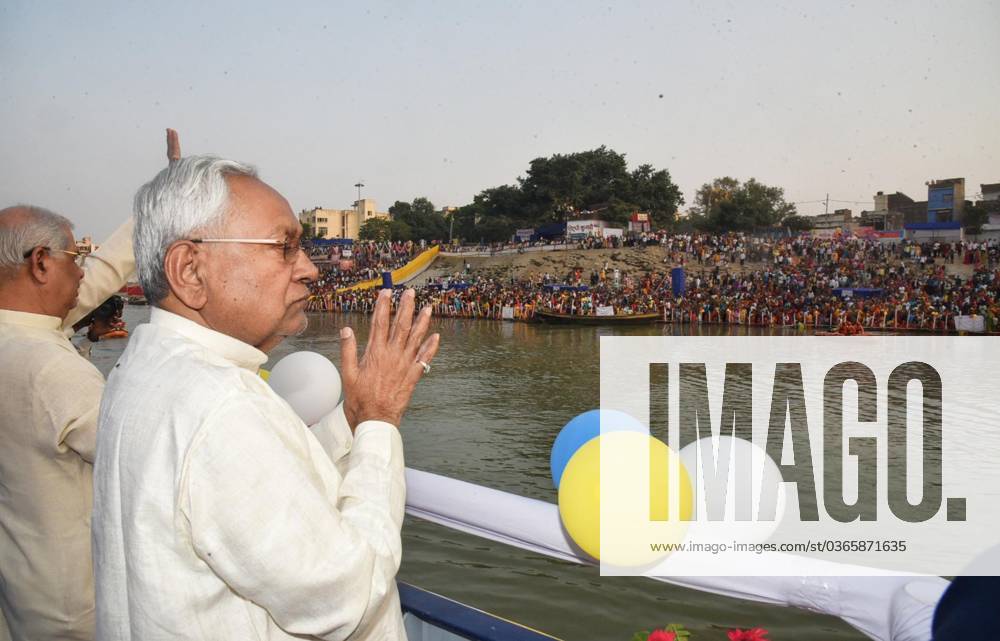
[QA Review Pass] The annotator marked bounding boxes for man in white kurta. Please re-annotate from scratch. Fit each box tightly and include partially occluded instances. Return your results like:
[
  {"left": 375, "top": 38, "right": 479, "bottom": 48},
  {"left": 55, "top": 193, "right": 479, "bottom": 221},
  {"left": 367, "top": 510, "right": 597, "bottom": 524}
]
[
  {"left": 0, "top": 211, "right": 135, "bottom": 641},
  {"left": 92, "top": 156, "right": 438, "bottom": 640},
  {"left": 94, "top": 308, "right": 406, "bottom": 639}
]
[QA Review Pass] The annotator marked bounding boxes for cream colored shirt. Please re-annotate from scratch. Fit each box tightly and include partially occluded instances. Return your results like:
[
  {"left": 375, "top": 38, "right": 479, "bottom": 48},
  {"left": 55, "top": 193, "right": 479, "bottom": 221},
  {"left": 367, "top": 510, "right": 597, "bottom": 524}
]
[
  {"left": 0, "top": 219, "right": 135, "bottom": 641},
  {"left": 92, "top": 308, "right": 406, "bottom": 641}
]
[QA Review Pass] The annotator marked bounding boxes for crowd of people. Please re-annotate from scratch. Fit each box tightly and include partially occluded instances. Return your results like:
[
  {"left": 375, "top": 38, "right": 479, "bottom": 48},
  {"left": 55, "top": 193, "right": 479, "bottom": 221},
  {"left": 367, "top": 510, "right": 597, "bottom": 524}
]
[
  {"left": 307, "top": 233, "right": 1000, "bottom": 333},
  {"left": 307, "top": 239, "right": 423, "bottom": 291}
]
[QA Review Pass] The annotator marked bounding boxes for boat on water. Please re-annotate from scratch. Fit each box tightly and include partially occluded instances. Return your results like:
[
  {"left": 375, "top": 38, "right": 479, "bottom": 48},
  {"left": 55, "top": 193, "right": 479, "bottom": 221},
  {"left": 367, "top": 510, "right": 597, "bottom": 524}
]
[
  {"left": 401, "top": 582, "right": 560, "bottom": 641},
  {"left": 534, "top": 309, "right": 661, "bottom": 325},
  {"left": 120, "top": 283, "right": 147, "bottom": 305}
]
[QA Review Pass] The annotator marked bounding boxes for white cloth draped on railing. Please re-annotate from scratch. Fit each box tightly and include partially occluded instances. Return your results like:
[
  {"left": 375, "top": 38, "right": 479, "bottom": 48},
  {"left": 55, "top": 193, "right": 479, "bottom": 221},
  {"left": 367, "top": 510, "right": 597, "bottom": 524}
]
[{"left": 404, "top": 468, "right": 948, "bottom": 641}]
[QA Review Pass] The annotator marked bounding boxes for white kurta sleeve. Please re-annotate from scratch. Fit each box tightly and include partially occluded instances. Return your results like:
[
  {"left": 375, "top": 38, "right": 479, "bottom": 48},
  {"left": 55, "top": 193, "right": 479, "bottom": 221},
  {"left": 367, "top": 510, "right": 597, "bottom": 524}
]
[
  {"left": 181, "top": 395, "right": 405, "bottom": 641},
  {"left": 310, "top": 402, "right": 355, "bottom": 465},
  {"left": 64, "top": 218, "right": 136, "bottom": 331}
]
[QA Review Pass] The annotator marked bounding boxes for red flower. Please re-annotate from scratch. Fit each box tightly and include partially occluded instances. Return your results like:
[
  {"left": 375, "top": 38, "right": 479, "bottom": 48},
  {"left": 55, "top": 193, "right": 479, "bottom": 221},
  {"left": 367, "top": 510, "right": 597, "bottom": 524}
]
[
  {"left": 647, "top": 631, "right": 677, "bottom": 641},
  {"left": 727, "top": 628, "right": 770, "bottom": 641}
]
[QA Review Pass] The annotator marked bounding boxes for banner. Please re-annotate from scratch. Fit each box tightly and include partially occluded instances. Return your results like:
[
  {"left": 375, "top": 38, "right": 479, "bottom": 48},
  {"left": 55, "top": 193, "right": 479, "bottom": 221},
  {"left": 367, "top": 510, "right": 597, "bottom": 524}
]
[
  {"left": 567, "top": 220, "right": 605, "bottom": 238},
  {"left": 954, "top": 315, "right": 985, "bottom": 333},
  {"left": 598, "top": 336, "right": 1000, "bottom": 577},
  {"left": 501, "top": 306, "right": 515, "bottom": 320},
  {"left": 596, "top": 305, "right": 615, "bottom": 316}
]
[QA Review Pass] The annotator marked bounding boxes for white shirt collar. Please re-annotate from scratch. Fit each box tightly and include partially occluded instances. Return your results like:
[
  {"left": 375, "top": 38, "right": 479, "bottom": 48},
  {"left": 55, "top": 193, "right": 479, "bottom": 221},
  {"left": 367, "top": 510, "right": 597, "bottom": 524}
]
[
  {"left": 0, "top": 308, "right": 63, "bottom": 331},
  {"left": 149, "top": 307, "right": 267, "bottom": 372}
]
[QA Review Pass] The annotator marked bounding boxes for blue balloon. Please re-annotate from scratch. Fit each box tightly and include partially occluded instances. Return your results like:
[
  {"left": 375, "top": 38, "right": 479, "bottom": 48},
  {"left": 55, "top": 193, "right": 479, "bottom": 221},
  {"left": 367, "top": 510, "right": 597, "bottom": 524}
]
[{"left": 550, "top": 409, "right": 646, "bottom": 489}]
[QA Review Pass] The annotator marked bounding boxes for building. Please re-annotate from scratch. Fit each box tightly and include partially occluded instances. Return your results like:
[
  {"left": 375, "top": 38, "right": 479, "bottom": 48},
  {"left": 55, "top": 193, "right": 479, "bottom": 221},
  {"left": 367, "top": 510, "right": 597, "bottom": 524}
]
[
  {"left": 875, "top": 191, "right": 927, "bottom": 229},
  {"left": 926, "top": 178, "right": 965, "bottom": 223},
  {"left": 299, "top": 198, "right": 390, "bottom": 240},
  {"left": 860, "top": 181, "right": 969, "bottom": 230},
  {"left": 859, "top": 191, "right": 914, "bottom": 230},
  {"left": 75, "top": 236, "right": 95, "bottom": 254},
  {"left": 980, "top": 183, "right": 1000, "bottom": 225},
  {"left": 810, "top": 208, "right": 854, "bottom": 232},
  {"left": 628, "top": 212, "right": 652, "bottom": 233},
  {"left": 858, "top": 209, "right": 904, "bottom": 231},
  {"left": 868, "top": 190, "right": 928, "bottom": 227}
]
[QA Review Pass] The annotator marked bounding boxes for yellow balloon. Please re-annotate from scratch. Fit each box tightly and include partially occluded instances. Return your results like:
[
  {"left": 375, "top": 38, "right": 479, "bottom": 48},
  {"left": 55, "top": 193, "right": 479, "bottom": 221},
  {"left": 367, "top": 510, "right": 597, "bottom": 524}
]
[
  {"left": 558, "top": 432, "right": 693, "bottom": 567},
  {"left": 558, "top": 438, "right": 602, "bottom": 558}
]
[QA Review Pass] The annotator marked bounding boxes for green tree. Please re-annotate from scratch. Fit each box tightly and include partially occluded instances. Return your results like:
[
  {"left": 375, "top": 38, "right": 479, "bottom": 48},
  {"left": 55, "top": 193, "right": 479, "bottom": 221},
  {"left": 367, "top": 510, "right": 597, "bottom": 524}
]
[
  {"left": 389, "top": 197, "right": 448, "bottom": 240},
  {"left": 781, "top": 214, "right": 815, "bottom": 231},
  {"left": 439, "top": 147, "right": 683, "bottom": 239},
  {"left": 301, "top": 222, "right": 313, "bottom": 239},
  {"left": 626, "top": 164, "right": 684, "bottom": 229},
  {"left": 452, "top": 203, "right": 481, "bottom": 242},
  {"left": 691, "top": 177, "right": 795, "bottom": 232},
  {"left": 358, "top": 217, "right": 391, "bottom": 241},
  {"left": 691, "top": 177, "right": 741, "bottom": 218},
  {"left": 388, "top": 200, "right": 412, "bottom": 221},
  {"left": 474, "top": 185, "right": 526, "bottom": 223},
  {"left": 475, "top": 216, "right": 516, "bottom": 243},
  {"left": 460, "top": 146, "right": 684, "bottom": 230},
  {"left": 963, "top": 201, "right": 989, "bottom": 235},
  {"left": 389, "top": 219, "right": 412, "bottom": 241},
  {"left": 517, "top": 146, "right": 683, "bottom": 224}
]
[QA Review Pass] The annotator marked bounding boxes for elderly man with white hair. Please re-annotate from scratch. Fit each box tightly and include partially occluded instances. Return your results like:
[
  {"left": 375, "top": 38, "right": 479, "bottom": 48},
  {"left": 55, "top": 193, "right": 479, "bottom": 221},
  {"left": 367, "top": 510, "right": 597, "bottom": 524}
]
[
  {"left": 92, "top": 155, "right": 438, "bottom": 640},
  {"left": 0, "top": 131, "right": 178, "bottom": 641},
  {"left": 0, "top": 208, "right": 135, "bottom": 640}
]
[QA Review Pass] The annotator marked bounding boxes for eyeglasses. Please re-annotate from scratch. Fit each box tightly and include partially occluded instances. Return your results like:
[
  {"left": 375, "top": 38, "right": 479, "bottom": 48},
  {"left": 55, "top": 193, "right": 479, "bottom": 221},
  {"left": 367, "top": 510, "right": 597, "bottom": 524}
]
[
  {"left": 188, "top": 238, "right": 304, "bottom": 263},
  {"left": 23, "top": 246, "right": 87, "bottom": 266}
]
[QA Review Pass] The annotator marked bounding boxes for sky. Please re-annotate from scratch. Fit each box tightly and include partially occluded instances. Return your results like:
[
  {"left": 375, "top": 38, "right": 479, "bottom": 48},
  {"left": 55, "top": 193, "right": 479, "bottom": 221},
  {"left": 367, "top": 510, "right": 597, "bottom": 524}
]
[{"left": 1, "top": 0, "right": 998, "bottom": 238}]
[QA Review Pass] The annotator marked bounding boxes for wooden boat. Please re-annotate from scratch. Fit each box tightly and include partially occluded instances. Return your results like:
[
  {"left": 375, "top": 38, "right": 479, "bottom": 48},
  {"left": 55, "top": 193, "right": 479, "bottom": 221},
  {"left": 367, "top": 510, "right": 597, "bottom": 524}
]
[{"left": 534, "top": 308, "right": 660, "bottom": 325}]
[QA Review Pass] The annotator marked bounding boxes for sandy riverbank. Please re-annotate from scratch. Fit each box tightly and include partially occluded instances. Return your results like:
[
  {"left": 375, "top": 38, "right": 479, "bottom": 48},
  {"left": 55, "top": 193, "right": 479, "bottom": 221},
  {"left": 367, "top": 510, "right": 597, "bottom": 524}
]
[{"left": 415, "top": 246, "right": 975, "bottom": 284}]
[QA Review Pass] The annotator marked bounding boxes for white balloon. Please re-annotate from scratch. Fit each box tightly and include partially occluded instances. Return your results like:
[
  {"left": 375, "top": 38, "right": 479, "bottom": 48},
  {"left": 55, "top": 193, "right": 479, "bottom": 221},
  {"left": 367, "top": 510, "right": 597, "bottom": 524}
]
[
  {"left": 268, "top": 351, "right": 342, "bottom": 426},
  {"left": 678, "top": 435, "right": 787, "bottom": 545}
]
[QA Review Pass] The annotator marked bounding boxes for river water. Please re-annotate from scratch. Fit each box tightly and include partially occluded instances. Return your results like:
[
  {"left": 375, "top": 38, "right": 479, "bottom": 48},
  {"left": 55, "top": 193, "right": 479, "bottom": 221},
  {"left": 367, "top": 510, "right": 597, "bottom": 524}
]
[{"left": 90, "top": 307, "right": 865, "bottom": 640}]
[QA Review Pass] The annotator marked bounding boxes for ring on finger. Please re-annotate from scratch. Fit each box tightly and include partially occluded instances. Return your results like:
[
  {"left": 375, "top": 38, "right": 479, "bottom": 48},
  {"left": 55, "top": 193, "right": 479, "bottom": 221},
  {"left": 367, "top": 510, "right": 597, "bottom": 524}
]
[{"left": 416, "top": 359, "right": 431, "bottom": 374}]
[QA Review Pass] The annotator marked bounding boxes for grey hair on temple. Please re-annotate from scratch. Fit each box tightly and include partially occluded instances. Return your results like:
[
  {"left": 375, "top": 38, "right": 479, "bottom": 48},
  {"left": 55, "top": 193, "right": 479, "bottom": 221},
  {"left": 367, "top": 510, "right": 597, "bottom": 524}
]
[
  {"left": 133, "top": 155, "right": 257, "bottom": 304},
  {"left": 0, "top": 205, "right": 75, "bottom": 280}
]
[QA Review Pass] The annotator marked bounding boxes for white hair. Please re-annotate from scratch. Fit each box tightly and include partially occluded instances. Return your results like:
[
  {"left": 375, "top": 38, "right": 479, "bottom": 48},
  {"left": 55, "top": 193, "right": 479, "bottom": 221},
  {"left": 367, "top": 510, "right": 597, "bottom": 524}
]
[
  {"left": 0, "top": 205, "right": 75, "bottom": 280},
  {"left": 133, "top": 156, "right": 257, "bottom": 304}
]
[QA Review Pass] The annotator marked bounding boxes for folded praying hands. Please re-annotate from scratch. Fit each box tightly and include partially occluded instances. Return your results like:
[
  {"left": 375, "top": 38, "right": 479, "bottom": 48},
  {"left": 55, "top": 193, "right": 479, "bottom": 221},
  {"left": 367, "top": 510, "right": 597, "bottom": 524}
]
[{"left": 340, "top": 288, "right": 440, "bottom": 429}]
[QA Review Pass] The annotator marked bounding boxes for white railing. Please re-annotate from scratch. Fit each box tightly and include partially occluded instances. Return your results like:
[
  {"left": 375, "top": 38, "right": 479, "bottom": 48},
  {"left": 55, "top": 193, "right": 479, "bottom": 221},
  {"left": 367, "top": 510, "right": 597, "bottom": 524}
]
[{"left": 404, "top": 468, "right": 946, "bottom": 641}]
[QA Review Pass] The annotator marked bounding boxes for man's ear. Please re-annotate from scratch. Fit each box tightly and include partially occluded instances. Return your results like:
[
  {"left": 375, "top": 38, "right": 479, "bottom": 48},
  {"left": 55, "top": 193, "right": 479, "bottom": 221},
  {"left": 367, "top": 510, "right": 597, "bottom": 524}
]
[
  {"left": 26, "top": 247, "right": 53, "bottom": 284},
  {"left": 163, "top": 241, "right": 208, "bottom": 310}
]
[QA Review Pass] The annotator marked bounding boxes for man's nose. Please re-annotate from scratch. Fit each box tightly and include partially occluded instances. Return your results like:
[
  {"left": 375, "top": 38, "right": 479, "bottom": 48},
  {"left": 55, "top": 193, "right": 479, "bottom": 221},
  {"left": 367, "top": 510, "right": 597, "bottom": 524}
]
[{"left": 296, "top": 250, "right": 319, "bottom": 283}]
